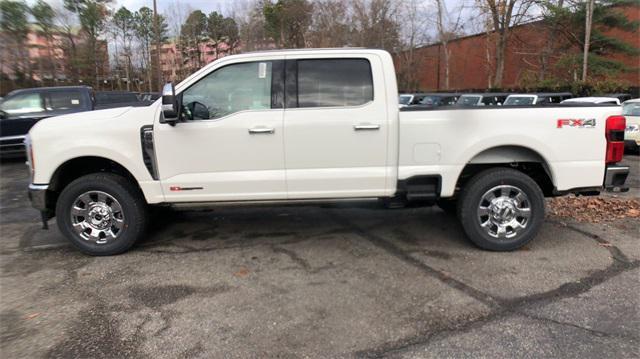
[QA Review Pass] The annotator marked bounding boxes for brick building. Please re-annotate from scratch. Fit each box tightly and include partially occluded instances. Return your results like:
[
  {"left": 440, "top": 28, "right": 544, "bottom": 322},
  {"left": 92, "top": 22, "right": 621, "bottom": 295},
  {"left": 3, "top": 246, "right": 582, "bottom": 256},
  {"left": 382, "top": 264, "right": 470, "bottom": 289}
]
[{"left": 396, "top": 5, "right": 639, "bottom": 92}]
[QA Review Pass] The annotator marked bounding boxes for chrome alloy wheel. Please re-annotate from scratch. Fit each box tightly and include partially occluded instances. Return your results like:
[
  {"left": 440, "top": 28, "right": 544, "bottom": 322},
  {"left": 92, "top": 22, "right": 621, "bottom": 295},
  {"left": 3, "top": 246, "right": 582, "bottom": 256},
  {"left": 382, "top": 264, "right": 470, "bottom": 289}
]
[
  {"left": 70, "top": 191, "right": 125, "bottom": 244},
  {"left": 477, "top": 185, "right": 531, "bottom": 239}
]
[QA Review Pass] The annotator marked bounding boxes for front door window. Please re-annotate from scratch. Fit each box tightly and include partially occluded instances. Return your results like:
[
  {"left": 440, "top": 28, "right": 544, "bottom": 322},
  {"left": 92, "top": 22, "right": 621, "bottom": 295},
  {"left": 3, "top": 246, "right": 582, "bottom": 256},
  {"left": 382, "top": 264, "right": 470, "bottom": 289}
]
[{"left": 182, "top": 61, "right": 273, "bottom": 121}]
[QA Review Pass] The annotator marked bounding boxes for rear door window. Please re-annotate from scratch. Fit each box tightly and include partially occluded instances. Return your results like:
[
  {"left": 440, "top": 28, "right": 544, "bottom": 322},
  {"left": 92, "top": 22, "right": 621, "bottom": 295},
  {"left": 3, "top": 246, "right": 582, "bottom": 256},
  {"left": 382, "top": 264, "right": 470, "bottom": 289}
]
[
  {"left": 46, "top": 90, "right": 85, "bottom": 111},
  {"left": 296, "top": 59, "right": 373, "bottom": 108}
]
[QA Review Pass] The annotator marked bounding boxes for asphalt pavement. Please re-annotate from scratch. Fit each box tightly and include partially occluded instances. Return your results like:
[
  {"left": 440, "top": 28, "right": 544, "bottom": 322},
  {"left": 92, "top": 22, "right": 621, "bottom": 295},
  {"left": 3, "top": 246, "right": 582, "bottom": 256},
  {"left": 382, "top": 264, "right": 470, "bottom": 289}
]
[{"left": 0, "top": 155, "right": 638, "bottom": 358}]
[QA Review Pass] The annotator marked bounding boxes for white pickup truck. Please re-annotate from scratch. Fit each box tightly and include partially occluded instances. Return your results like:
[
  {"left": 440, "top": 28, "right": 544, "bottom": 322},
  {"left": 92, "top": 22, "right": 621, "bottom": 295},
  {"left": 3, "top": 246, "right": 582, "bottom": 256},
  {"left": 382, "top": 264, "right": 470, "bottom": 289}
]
[{"left": 26, "top": 49, "right": 629, "bottom": 255}]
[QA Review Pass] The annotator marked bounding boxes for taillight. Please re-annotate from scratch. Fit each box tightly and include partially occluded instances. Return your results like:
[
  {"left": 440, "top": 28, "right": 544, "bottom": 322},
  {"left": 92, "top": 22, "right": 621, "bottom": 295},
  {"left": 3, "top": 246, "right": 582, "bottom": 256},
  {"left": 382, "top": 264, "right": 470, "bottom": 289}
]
[{"left": 605, "top": 115, "right": 625, "bottom": 164}]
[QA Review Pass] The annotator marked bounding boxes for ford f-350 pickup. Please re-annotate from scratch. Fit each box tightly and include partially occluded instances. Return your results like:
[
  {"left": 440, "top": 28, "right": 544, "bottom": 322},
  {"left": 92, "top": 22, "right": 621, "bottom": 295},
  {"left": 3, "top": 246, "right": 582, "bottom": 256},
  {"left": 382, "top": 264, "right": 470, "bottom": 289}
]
[{"left": 25, "top": 49, "right": 629, "bottom": 255}]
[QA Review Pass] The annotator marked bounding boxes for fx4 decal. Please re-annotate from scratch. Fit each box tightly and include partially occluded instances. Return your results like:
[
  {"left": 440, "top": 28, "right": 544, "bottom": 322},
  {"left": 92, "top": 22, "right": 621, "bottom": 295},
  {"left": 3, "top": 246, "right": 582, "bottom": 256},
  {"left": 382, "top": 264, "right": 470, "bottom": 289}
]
[{"left": 557, "top": 118, "right": 596, "bottom": 128}]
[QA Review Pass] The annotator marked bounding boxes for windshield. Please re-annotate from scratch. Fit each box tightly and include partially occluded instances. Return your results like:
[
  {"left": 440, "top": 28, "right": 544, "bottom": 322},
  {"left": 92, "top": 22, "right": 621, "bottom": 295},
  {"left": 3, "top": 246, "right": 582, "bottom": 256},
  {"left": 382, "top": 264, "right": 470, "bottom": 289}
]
[
  {"left": 457, "top": 95, "right": 481, "bottom": 106},
  {"left": 504, "top": 96, "right": 535, "bottom": 106},
  {"left": 399, "top": 95, "right": 412, "bottom": 105},
  {"left": 622, "top": 102, "right": 640, "bottom": 116}
]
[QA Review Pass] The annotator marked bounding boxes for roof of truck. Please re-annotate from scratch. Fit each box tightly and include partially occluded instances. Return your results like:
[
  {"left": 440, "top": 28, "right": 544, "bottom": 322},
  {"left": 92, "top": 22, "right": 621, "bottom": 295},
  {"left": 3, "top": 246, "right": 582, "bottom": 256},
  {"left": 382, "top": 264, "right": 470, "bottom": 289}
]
[{"left": 7, "top": 86, "right": 92, "bottom": 96}]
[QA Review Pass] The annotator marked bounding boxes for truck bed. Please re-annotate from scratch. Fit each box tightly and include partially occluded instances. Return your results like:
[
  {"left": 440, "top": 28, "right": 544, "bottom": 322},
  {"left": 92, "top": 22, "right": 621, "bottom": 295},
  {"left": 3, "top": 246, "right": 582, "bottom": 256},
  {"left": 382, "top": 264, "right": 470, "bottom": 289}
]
[{"left": 397, "top": 104, "right": 620, "bottom": 196}]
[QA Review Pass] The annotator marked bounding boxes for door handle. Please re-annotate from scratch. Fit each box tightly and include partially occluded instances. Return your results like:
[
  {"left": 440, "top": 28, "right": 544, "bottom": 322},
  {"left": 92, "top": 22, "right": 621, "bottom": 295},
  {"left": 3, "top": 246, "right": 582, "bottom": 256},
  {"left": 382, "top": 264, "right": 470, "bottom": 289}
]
[
  {"left": 353, "top": 124, "right": 380, "bottom": 131},
  {"left": 248, "top": 127, "right": 275, "bottom": 134}
]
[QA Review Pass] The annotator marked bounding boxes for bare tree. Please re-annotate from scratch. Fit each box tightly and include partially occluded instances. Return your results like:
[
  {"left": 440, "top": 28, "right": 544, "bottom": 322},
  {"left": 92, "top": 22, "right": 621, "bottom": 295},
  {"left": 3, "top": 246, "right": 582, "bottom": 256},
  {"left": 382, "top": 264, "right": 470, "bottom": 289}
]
[
  {"left": 351, "top": 0, "right": 401, "bottom": 51},
  {"left": 478, "top": 0, "right": 537, "bottom": 88},
  {"left": 433, "top": 0, "right": 467, "bottom": 89},
  {"left": 308, "top": 0, "right": 350, "bottom": 47},
  {"left": 395, "top": 0, "right": 430, "bottom": 91}
]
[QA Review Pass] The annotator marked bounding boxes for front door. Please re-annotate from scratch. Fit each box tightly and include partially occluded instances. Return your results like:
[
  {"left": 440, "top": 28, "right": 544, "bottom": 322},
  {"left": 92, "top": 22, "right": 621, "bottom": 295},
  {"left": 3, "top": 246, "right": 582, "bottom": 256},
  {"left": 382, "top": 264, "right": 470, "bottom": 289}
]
[
  {"left": 283, "top": 55, "right": 390, "bottom": 199},
  {"left": 154, "top": 58, "right": 287, "bottom": 202}
]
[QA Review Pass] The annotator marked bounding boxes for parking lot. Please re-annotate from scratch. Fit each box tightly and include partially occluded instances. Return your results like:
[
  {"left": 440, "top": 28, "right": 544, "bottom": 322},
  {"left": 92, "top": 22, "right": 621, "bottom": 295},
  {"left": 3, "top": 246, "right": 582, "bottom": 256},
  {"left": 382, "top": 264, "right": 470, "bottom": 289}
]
[{"left": 0, "top": 156, "right": 638, "bottom": 358}]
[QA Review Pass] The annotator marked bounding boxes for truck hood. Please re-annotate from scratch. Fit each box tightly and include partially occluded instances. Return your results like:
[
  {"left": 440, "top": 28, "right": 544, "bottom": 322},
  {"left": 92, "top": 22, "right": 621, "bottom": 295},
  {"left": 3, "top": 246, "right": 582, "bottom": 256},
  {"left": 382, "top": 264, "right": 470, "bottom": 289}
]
[
  {"left": 43, "top": 106, "right": 132, "bottom": 123},
  {"left": 29, "top": 105, "right": 156, "bottom": 141}
]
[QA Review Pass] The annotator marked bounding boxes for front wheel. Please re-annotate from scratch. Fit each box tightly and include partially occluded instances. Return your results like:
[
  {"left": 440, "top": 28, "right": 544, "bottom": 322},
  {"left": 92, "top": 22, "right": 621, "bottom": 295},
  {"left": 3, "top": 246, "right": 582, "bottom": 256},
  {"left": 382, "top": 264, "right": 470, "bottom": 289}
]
[
  {"left": 56, "top": 173, "right": 148, "bottom": 256},
  {"left": 457, "top": 168, "right": 545, "bottom": 251}
]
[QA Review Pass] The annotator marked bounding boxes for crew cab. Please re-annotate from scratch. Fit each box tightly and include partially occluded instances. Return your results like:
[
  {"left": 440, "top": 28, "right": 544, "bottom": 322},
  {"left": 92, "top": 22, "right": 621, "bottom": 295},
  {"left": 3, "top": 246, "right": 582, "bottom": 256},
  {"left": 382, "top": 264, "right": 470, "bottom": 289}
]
[
  {"left": 25, "top": 49, "right": 629, "bottom": 255},
  {"left": 0, "top": 87, "right": 148, "bottom": 157}
]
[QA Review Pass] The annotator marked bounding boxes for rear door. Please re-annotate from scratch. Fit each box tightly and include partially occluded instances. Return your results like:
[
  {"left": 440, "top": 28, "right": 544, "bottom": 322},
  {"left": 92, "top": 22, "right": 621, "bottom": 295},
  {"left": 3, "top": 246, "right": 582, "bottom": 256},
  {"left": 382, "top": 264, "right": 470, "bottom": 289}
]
[{"left": 283, "top": 54, "right": 389, "bottom": 199}]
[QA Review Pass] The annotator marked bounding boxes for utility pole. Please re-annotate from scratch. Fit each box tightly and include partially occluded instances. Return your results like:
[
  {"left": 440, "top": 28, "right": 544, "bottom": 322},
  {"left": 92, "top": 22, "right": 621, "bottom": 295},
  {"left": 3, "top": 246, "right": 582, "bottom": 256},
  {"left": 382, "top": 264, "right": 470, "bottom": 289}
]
[{"left": 153, "top": 0, "right": 163, "bottom": 91}]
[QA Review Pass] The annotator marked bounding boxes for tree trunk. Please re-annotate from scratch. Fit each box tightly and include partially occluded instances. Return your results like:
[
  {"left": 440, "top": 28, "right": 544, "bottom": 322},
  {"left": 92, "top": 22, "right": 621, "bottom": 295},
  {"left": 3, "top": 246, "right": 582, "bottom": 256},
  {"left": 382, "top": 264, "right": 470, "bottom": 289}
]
[
  {"left": 493, "top": 30, "right": 508, "bottom": 88},
  {"left": 582, "top": 0, "right": 595, "bottom": 81}
]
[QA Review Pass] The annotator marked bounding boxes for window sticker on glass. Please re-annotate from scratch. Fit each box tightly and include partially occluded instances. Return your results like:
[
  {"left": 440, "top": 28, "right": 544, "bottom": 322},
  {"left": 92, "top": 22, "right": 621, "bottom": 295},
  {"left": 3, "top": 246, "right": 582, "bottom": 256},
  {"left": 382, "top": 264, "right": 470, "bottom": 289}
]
[
  {"left": 258, "top": 62, "right": 267, "bottom": 79},
  {"left": 71, "top": 99, "right": 80, "bottom": 105}
]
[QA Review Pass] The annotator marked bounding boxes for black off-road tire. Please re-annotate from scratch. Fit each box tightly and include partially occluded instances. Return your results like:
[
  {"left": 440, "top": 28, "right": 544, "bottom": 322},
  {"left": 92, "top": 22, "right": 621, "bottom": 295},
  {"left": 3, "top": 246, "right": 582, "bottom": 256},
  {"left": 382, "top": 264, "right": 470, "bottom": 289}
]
[
  {"left": 55, "top": 173, "right": 148, "bottom": 256},
  {"left": 457, "top": 168, "right": 545, "bottom": 251}
]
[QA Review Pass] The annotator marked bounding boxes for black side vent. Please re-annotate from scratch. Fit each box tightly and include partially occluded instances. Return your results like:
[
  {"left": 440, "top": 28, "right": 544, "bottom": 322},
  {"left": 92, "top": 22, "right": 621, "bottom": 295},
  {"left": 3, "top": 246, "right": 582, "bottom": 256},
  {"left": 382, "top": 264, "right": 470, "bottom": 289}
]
[
  {"left": 397, "top": 175, "right": 441, "bottom": 202},
  {"left": 140, "top": 125, "right": 159, "bottom": 180}
]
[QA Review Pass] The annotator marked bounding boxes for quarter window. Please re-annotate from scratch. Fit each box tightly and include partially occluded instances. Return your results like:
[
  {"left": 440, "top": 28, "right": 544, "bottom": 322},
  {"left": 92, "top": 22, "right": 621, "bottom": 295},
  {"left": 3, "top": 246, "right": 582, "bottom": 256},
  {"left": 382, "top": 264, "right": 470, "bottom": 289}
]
[
  {"left": 296, "top": 59, "right": 373, "bottom": 108},
  {"left": 182, "top": 61, "right": 273, "bottom": 120}
]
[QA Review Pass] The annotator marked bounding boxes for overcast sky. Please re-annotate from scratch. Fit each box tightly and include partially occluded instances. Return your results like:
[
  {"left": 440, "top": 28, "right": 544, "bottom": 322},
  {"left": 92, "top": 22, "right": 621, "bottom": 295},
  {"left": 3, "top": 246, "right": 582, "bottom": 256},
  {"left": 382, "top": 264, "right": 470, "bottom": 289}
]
[{"left": 113, "top": 0, "right": 238, "bottom": 13}]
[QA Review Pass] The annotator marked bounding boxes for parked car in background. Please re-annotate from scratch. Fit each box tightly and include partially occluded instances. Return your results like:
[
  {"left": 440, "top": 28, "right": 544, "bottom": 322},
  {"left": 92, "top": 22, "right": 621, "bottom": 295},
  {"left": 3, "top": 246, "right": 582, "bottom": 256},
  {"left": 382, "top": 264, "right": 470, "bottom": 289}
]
[
  {"left": 25, "top": 49, "right": 628, "bottom": 255},
  {"left": 0, "top": 86, "right": 94, "bottom": 157},
  {"left": 622, "top": 98, "right": 640, "bottom": 153},
  {"left": 399, "top": 94, "right": 416, "bottom": 108},
  {"left": 456, "top": 93, "right": 510, "bottom": 106},
  {"left": 95, "top": 91, "right": 146, "bottom": 107},
  {"left": 504, "top": 92, "right": 573, "bottom": 106},
  {"left": 139, "top": 92, "right": 161, "bottom": 102},
  {"left": 398, "top": 93, "right": 430, "bottom": 107},
  {"left": 561, "top": 97, "right": 621, "bottom": 105},
  {"left": 1, "top": 87, "right": 150, "bottom": 157},
  {"left": 604, "top": 93, "right": 633, "bottom": 103},
  {"left": 413, "top": 93, "right": 460, "bottom": 107}
]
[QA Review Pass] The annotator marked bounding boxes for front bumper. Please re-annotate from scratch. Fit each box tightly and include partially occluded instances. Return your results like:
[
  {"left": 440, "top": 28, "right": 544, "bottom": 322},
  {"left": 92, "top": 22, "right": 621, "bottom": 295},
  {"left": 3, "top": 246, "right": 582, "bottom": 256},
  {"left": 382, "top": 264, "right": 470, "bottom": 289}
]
[
  {"left": 28, "top": 184, "right": 49, "bottom": 211},
  {"left": 604, "top": 165, "right": 629, "bottom": 192},
  {"left": 0, "top": 135, "right": 26, "bottom": 157}
]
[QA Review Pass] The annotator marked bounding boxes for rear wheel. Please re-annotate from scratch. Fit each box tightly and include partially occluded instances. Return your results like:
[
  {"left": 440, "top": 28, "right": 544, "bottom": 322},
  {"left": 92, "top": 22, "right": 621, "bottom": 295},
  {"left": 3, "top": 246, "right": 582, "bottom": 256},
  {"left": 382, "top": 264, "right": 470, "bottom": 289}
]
[
  {"left": 457, "top": 168, "right": 545, "bottom": 251},
  {"left": 56, "top": 173, "right": 148, "bottom": 255}
]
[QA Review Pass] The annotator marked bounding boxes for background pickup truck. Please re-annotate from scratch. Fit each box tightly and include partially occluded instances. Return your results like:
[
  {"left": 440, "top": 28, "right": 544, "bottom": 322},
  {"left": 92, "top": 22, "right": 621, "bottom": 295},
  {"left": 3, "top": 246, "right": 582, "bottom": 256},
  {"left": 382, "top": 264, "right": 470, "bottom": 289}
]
[
  {"left": 0, "top": 86, "right": 149, "bottom": 157},
  {"left": 25, "top": 49, "right": 629, "bottom": 256}
]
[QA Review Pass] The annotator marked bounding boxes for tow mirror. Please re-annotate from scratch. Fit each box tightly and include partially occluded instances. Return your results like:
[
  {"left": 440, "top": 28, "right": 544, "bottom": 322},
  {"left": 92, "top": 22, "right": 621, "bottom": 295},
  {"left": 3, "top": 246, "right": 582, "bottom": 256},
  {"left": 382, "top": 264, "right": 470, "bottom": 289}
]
[{"left": 160, "top": 82, "right": 179, "bottom": 124}]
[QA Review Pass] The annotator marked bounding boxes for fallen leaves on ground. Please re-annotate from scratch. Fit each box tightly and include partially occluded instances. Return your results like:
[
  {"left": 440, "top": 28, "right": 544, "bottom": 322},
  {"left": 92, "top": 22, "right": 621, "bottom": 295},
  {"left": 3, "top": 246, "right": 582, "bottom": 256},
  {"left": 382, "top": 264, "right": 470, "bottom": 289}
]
[
  {"left": 548, "top": 196, "right": 640, "bottom": 223},
  {"left": 233, "top": 266, "right": 250, "bottom": 278}
]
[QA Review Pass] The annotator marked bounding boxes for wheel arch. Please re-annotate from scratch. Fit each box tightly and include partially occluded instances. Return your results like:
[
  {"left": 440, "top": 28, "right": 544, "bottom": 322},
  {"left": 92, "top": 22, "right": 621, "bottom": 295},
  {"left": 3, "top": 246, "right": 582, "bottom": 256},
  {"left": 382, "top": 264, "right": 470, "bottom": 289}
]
[
  {"left": 454, "top": 145, "right": 555, "bottom": 197},
  {"left": 45, "top": 156, "right": 144, "bottom": 212}
]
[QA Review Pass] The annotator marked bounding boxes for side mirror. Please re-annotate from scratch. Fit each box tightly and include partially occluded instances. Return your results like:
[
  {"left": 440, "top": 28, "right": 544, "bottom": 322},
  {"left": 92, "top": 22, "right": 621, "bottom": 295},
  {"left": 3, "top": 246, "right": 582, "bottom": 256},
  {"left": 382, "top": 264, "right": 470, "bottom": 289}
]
[{"left": 160, "top": 83, "right": 179, "bottom": 124}]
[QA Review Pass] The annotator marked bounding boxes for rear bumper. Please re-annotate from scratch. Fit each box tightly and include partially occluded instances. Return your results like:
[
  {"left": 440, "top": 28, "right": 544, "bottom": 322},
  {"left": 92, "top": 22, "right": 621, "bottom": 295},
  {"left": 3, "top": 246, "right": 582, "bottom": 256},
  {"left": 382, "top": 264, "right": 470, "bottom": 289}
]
[
  {"left": 28, "top": 184, "right": 49, "bottom": 211},
  {"left": 604, "top": 165, "right": 629, "bottom": 191}
]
